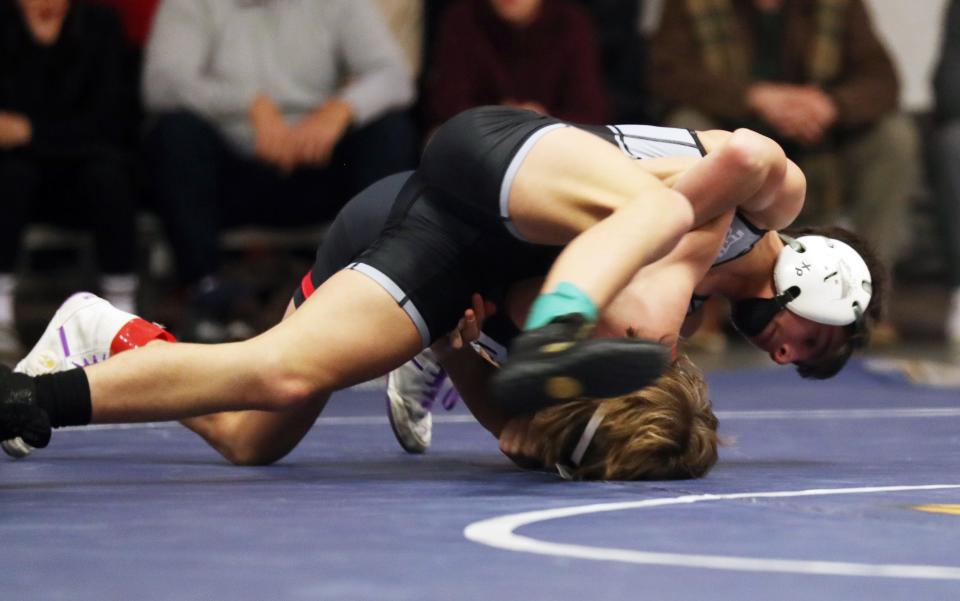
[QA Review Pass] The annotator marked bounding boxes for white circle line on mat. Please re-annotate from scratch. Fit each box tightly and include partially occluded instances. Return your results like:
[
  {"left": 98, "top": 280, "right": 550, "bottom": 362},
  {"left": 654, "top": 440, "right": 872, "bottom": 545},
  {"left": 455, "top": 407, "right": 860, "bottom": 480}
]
[
  {"left": 61, "top": 407, "right": 960, "bottom": 433},
  {"left": 463, "top": 484, "right": 960, "bottom": 580}
]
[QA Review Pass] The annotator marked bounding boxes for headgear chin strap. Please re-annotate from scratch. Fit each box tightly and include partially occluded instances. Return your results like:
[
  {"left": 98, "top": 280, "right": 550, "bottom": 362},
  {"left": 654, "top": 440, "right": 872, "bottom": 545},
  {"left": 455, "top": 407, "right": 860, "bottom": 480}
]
[
  {"left": 730, "top": 287, "right": 798, "bottom": 337},
  {"left": 556, "top": 408, "right": 606, "bottom": 480},
  {"left": 732, "top": 234, "right": 872, "bottom": 338}
]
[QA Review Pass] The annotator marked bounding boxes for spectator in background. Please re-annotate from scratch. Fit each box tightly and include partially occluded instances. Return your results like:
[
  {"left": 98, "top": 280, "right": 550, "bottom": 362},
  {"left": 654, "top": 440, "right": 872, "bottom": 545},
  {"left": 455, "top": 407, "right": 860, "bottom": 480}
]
[
  {"left": 142, "top": 0, "right": 417, "bottom": 340},
  {"left": 88, "top": 0, "right": 159, "bottom": 48},
  {"left": 0, "top": 0, "right": 141, "bottom": 351},
  {"left": 425, "top": 0, "right": 609, "bottom": 131},
  {"left": 375, "top": 0, "right": 424, "bottom": 78},
  {"left": 933, "top": 0, "right": 960, "bottom": 345},
  {"left": 649, "top": 0, "right": 918, "bottom": 346},
  {"left": 649, "top": 0, "right": 919, "bottom": 272}
]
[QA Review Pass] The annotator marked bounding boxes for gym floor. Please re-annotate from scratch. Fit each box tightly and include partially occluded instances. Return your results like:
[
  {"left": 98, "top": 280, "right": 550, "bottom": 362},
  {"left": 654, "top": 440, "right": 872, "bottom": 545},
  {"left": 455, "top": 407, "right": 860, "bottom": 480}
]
[{"left": 4, "top": 344, "right": 960, "bottom": 601}]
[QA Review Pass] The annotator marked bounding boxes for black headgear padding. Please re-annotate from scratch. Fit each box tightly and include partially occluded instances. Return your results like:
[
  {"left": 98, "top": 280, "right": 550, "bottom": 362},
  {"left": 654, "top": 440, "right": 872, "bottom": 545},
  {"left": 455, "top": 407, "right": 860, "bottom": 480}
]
[{"left": 730, "top": 286, "right": 801, "bottom": 337}]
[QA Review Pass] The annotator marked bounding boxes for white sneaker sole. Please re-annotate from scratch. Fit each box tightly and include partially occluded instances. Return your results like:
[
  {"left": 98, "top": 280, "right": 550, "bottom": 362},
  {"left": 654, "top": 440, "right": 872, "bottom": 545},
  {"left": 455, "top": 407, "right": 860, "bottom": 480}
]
[
  {"left": 386, "top": 381, "right": 432, "bottom": 454},
  {"left": 1, "top": 437, "right": 34, "bottom": 459}
]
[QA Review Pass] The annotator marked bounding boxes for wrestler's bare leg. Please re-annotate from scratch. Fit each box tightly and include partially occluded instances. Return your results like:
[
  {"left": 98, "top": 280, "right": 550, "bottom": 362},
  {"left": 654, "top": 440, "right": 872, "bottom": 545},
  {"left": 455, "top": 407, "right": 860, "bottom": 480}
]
[
  {"left": 84, "top": 271, "right": 421, "bottom": 445},
  {"left": 179, "top": 300, "right": 324, "bottom": 465}
]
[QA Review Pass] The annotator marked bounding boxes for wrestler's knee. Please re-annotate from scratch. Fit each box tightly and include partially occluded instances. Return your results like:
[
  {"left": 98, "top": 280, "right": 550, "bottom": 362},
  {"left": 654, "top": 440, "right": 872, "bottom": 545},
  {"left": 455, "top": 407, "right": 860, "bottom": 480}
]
[
  {"left": 725, "top": 128, "right": 787, "bottom": 180},
  {"left": 222, "top": 440, "right": 288, "bottom": 467},
  {"left": 207, "top": 418, "right": 289, "bottom": 466},
  {"left": 250, "top": 351, "right": 327, "bottom": 413}
]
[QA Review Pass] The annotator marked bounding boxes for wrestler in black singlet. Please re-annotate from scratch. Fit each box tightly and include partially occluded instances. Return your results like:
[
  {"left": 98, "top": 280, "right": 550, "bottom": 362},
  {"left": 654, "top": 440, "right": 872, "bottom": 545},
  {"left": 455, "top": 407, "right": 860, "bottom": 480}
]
[{"left": 293, "top": 106, "right": 766, "bottom": 351}]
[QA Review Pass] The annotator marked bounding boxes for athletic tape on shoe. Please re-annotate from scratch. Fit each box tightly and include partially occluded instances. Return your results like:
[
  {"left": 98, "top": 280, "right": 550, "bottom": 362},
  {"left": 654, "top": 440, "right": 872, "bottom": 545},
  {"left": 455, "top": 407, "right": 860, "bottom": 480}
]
[
  {"left": 525, "top": 282, "right": 599, "bottom": 331},
  {"left": 110, "top": 318, "right": 176, "bottom": 355}
]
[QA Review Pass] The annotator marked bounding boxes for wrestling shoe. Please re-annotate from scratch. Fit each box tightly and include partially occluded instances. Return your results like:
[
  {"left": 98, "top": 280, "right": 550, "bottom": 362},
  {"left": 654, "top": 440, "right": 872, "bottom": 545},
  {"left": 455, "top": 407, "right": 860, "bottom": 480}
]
[
  {"left": 2, "top": 292, "right": 174, "bottom": 458},
  {"left": 386, "top": 348, "right": 459, "bottom": 454},
  {"left": 490, "top": 314, "right": 670, "bottom": 414},
  {"left": 0, "top": 364, "right": 50, "bottom": 450}
]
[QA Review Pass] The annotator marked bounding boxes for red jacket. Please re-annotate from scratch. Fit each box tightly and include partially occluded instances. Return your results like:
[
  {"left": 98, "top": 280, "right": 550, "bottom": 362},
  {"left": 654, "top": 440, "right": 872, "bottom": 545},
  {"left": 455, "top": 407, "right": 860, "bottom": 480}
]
[{"left": 426, "top": 0, "right": 610, "bottom": 129}]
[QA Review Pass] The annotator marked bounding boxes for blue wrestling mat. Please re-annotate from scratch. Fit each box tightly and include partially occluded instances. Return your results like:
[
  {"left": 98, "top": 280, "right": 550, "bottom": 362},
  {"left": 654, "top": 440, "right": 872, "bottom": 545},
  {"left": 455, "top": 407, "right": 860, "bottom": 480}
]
[{"left": 4, "top": 360, "right": 960, "bottom": 601}]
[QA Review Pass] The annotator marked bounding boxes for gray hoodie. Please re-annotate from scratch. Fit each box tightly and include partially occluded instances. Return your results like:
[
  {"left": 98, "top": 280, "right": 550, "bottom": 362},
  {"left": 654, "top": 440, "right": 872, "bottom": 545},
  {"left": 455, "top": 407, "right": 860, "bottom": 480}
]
[{"left": 142, "top": 0, "right": 415, "bottom": 153}]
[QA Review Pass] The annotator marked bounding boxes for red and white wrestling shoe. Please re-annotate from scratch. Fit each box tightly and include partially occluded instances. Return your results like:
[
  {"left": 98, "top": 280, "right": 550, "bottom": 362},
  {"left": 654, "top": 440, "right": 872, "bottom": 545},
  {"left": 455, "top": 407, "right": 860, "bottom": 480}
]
[{"left": 2, "top": 292, "right": 174, "bottom": 458}]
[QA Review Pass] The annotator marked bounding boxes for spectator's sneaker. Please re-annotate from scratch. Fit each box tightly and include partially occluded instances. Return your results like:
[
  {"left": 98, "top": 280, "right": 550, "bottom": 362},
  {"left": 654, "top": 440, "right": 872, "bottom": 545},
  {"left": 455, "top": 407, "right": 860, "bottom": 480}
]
[
  {"left": 386, "top": 348, "right": 459, "bottom": 454},
  {"left": 491, "top": 314, "right": 670, "bottom": 414},
  {"left": 2, "top": 292, "right": 174, "bottom": 459}
]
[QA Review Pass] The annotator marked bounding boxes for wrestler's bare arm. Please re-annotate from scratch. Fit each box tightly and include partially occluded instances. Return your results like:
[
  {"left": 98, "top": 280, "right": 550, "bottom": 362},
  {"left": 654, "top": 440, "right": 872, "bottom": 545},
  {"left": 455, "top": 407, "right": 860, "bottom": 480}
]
[
  {"left": 598, "top": 212, "right": 734, "bottom": 343},
  {"left": 430, "top": 294, "right": 513, "bottom": 437},
  {"left": 436, "top": 345, "right": 507, "bottom": 436}
]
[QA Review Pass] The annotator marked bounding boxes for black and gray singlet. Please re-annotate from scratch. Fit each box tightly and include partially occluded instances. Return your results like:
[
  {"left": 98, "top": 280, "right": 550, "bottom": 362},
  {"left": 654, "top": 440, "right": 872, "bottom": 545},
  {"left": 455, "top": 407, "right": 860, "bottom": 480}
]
[{"left": 294, "top": 106, "right": 766, "bottom": 350}]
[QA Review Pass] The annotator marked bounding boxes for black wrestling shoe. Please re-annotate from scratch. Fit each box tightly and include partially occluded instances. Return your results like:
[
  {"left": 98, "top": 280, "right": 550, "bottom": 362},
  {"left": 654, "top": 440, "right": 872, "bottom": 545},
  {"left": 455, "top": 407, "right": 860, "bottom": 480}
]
[
  {"left": 0, "top": 365, "right": 51, "bottom": 451},
  {"left": 491, "top": 314, "right": 670, "bottom": 414}
]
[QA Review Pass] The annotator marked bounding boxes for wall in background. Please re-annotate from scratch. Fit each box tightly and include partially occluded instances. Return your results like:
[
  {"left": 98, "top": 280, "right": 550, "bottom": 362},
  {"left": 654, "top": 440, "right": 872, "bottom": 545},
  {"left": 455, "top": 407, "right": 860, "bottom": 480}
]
[{"left": 865, "top": 0, "right": 949, "bottom": 111}]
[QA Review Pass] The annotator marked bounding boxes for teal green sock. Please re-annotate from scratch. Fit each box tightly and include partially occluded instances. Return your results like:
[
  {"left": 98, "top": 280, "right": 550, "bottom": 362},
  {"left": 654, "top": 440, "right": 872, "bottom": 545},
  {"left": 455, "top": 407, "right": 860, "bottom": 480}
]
[{"left": 524, "top": 282, "right": 598, "bottom": 330}]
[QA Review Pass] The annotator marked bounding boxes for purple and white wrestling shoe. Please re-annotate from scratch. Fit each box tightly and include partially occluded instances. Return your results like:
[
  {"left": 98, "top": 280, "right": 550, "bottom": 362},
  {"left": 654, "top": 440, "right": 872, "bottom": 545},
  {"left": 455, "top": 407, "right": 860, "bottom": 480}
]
[{"left": 386, "top": 348, "right": 460, "bottom": 454}]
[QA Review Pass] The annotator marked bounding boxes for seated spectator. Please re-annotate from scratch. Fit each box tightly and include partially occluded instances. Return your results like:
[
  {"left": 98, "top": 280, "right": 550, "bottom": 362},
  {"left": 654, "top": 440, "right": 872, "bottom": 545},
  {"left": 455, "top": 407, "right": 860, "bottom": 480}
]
[
  {"left": 649, "top": 0, "right": 920, "bottom": 272},
  {"left": 88, "top": 0, "right": 159, "bottom": 48},
  {"left": 141, "top": 0, "right": 418, "bottom": 340},
  {"left": 87, "top": 0, "right": 161, "bottom": 142},
  {"left": 0, "top": 0, "right": 141, "bottom": 351},
  {"left": 425, "top": 0, "right": 610, "bottom": 131},
  {"left": 375, "top": 0, "right": 424, "bottom": 78},
  {"left": 933, "top": 0, "right": 960, "bottom": 345}
]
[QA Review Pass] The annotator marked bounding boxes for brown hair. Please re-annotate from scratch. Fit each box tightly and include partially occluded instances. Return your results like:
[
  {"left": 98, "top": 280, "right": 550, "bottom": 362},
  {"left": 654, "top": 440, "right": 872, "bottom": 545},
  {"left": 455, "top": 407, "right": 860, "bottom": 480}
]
[
  {"left": 782, "top": 225, "right": 888, "bottom": 379},
  {"left": 526, "top": 355, "right": 719, "bottom": 481}
]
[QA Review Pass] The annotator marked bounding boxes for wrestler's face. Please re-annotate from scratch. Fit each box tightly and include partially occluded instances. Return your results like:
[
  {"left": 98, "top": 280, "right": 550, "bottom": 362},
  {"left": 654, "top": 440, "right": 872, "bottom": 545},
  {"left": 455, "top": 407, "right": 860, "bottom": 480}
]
[
  {"left": 747, "top": 310, "right": 846, "bottom": 366},
  {"left": 489, "top": 0, "right": 542, "bottom": 27},
  {"left": 17, "top": 0, "right": 69, "bottom": 45}
]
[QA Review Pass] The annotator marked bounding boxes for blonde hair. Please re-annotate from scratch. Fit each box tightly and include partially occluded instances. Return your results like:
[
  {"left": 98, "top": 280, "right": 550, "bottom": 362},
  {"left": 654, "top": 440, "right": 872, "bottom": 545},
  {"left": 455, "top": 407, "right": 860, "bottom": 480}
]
[{"left": 527, "top": 355, "right": 719, "bottom": 481}]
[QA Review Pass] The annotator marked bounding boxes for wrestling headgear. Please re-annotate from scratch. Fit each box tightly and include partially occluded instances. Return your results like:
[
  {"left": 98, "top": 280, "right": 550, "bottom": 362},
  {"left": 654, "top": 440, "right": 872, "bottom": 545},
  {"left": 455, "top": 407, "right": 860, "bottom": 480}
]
[{"left": 732, "top": 234, "right": 872, "bottom": 340}]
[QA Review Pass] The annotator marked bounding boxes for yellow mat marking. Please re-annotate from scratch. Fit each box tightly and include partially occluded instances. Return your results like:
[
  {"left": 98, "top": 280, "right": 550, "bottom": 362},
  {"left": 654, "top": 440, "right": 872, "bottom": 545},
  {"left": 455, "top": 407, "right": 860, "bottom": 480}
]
[{"left": 913, "top": 504, "right": 960, "bottom": 516}]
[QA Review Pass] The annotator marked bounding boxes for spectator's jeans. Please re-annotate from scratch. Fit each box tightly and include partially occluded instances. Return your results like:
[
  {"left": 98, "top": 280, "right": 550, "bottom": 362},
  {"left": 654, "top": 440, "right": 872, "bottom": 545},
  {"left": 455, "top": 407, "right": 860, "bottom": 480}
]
[
  {"left": 666, "top": 107, "right": 921, "bottom": 268},
  {"left": 0, "top": 148, "right": 138, "bottom": 274},
  {"left": 143, "top": 110, "right": 418, "bottom": 286},
  {"left": 932, "top": 120, "right": 960, "bottom": 287}
]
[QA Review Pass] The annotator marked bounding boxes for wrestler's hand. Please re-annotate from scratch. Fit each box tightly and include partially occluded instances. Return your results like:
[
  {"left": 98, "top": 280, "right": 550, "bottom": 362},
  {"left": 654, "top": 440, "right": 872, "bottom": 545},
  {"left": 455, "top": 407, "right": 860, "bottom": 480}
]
[
  {"left": 498, "top": 415, "right": 542, "bottom": 469},
  {"left": 430, "top": 293, "right": 497, "bottom": 360}
]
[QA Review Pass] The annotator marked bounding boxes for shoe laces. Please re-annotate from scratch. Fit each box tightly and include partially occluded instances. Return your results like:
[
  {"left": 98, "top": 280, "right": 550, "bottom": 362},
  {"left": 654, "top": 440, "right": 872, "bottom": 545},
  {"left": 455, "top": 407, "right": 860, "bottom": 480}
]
[{"left": 412, "top": 356, "right": 459, "bottom": 411}]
